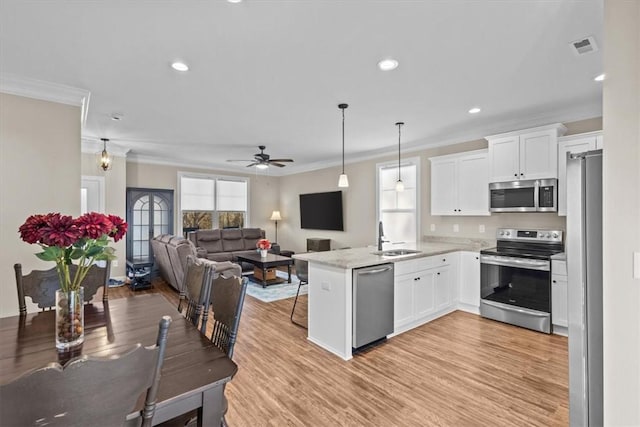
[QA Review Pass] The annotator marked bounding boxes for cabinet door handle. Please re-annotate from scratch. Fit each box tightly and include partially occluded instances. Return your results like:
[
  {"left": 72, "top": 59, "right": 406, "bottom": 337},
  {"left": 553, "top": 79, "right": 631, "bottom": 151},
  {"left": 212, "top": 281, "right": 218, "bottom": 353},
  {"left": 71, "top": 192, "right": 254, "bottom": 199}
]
[
  {"left": 514, "top": 173, "right": 518, "bottom": 177},
  {"left": 437, "top": 272, "right": 441, "bottom": 275},
  {"left": 442, "top": 258, "right": 446, "bottom": 262},
  {"left": 552, "top": 280, "right": 557, "bottom": 283},
  {"left": 475, "top": 256, "right": 479, "bottom": 260},
  {"left": 520, "top": 173, "right": 524, "bottom": 177}
]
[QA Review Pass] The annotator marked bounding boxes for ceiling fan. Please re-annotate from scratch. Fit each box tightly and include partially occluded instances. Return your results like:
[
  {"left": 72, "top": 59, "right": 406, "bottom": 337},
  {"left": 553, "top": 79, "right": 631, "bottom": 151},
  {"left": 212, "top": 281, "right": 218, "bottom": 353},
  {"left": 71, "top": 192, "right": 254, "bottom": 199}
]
[{"left": 227, "top": 145, "right": 294, "bottom": 168}]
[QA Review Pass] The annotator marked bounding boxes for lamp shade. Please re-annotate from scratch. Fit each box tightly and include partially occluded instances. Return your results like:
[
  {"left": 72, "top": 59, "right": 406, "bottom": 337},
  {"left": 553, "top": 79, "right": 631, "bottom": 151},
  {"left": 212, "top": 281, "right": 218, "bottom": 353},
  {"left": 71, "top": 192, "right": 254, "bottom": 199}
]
[
  {"left": 338, "top": 173, "right": 349, "bottom": 188},
  {"left": 270, "top": 210, "right": 282, "bottom": 221}
]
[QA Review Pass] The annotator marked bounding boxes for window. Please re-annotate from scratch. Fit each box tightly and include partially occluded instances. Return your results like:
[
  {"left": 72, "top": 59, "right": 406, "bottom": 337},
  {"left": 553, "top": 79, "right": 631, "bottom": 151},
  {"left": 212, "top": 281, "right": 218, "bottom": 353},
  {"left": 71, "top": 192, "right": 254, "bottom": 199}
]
[
  {"left": 179, "top": 173, "right": 249, "bottom": 234},
  {"left": 377, "top": 157, "right": 420, "bottom": 244}
]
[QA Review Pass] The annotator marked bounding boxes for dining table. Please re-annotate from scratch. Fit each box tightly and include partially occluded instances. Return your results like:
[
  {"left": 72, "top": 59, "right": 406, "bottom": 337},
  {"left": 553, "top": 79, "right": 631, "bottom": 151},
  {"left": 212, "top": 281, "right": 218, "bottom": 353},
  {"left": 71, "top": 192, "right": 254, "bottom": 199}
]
[{"left": 0, "top": 293, "right": 237, "bottom": 426}]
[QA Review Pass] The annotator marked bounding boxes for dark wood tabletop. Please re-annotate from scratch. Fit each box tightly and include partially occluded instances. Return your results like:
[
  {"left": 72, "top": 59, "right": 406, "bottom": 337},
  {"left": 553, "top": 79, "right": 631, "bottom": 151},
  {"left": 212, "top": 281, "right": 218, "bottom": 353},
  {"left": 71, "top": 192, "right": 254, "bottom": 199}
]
[
  {"left": 236, "top": 252, "right": 293, "bottom": 267},
  {"left": 0, "top": 294, "right": 237, "bottom": 425}
]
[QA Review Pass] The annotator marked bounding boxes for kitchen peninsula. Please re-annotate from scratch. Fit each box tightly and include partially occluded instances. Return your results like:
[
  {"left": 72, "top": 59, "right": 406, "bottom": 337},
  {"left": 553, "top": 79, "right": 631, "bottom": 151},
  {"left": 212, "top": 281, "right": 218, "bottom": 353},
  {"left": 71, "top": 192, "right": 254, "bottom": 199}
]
[{"left": 294, "top": 239, "right": 491, "bottom": 360}]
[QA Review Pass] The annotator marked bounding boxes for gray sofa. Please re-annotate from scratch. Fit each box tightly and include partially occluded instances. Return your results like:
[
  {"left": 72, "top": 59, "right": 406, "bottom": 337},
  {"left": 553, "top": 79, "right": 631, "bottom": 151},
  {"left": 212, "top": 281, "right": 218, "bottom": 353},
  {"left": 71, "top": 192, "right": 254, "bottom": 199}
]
[
  {"left": 151, "top": 234, "right": 241, "bottom": 290},
  {"left": 187, "top": 228, "right": 267, "bottom": 269}
]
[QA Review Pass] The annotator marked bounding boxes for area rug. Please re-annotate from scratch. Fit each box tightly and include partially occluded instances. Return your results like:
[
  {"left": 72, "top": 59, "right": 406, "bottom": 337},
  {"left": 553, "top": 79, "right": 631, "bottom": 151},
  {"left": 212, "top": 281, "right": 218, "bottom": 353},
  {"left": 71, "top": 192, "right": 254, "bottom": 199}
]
[{"left": 245, "top": 270, "right": 307, "bottom": 303}]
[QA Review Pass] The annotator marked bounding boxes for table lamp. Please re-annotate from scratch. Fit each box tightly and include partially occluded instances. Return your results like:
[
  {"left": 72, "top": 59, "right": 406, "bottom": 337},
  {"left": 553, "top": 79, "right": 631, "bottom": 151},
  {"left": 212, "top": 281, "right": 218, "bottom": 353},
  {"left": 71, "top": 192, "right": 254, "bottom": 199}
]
[{"left": 270, "top": 210, "right": 282, "bottom": 243}]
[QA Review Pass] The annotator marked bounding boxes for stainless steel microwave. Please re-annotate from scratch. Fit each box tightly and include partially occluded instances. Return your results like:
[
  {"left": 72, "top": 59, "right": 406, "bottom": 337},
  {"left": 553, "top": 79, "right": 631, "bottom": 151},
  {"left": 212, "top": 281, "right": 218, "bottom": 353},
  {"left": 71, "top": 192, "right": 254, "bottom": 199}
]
[{"left": 489, "top": 178, "right": 557, "bottom": 212}]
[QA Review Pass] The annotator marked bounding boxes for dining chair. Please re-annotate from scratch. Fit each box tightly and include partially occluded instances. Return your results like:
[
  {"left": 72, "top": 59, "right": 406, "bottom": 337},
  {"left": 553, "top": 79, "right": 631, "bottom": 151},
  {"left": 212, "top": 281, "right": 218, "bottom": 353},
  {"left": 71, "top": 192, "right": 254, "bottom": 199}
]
[
  {"left": 159, "top": 273, "right": 247, "bottom": 427},
  {"left": 290, "top": 258, "right": 308, "bottom": 328},
  {"left": 178, "top": 255, "right": 214, "bottom": 333},
  {"left": 0, "top": 315, "right": 172, "bottom": 427},
  {"left": 14, "top": 261, "right": 111, "bottom": 315}
]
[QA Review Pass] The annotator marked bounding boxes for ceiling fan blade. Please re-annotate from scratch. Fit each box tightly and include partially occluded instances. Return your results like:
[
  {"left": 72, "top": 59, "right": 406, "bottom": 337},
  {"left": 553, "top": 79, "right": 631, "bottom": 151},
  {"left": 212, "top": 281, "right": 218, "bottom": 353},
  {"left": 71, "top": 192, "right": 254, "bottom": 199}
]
[
  {"left": 226, "top": 159, "right": 253, "bottom": 163},
  {"left": 268, "top": 159, "right": 294, "bottom": 163},
  {"left": 269, "top": 162, "right": 287, "bottom": 167},
  {"left": 246, "top": 162, "right": 260, "bottom": 167}
]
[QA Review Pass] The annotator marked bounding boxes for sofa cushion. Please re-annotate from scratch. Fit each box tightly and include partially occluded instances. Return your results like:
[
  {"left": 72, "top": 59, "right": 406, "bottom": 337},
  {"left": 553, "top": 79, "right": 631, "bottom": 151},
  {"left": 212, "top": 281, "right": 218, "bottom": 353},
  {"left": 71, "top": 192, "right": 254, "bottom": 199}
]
[
  {"left": 242, "top": 228, "right": 264, "bottom": 250},
  {"left": 194, "top": 229, "right": 224, "bottom": 253},
  {"left": 221, "top": 229, "right": 244, "bottom": 252},
  {"left": 206, "top": 252, "right": 234, "bottom": 263}
]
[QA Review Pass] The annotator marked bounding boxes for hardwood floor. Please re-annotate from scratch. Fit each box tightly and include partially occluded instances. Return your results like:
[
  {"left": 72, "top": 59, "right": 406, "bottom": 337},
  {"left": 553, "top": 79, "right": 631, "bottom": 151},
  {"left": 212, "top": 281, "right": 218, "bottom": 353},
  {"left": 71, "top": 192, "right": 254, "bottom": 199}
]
[{"left": 110, "top": 279, "right": 569, "bottom": 426}]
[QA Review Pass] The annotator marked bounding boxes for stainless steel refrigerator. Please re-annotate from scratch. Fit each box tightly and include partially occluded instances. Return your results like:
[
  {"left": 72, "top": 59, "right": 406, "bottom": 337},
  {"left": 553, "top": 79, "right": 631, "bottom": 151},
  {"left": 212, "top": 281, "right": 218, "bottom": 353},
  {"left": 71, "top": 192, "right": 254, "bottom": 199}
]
[{"left": 566, "top": 149, "right": 603, "bottom": 426}]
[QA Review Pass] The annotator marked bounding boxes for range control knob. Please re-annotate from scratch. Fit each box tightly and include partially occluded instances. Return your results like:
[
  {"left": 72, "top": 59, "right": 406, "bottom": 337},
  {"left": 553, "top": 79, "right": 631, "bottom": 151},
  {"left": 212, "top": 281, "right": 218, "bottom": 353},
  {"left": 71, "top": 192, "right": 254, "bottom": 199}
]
[
  {"left": 552, "top": 233, "right": 559, "bottom": 238},
  {"left": 505, "top": 231, "right": 511, "bottom": 236},
  {"left": 545, "top": 233, "right": 551, "bottom": 238},
  {"left": 499, "top": 231, "right": 504, "bottom": 236}
]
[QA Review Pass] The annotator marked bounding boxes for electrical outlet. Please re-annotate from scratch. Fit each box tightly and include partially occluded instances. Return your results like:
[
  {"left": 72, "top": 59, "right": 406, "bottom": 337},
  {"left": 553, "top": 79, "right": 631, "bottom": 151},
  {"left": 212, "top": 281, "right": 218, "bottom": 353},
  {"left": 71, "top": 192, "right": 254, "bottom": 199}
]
[
  {"left": 453, "top": 224, "right": 459, "bottom": 233},
  {"left": 112, "top": 260, "right": 118, "bottom": 267},
  {"left": 479, "top": 224, "right": 485, "bottom": 233},
  {"left": 430, "top": 224, "right": 436, "bottom": 232}
]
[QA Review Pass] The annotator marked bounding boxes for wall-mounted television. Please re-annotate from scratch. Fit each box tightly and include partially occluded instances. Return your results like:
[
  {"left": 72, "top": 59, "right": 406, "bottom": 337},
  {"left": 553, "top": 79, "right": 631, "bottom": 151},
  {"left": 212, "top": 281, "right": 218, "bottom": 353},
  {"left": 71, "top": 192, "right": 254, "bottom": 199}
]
[{"left": 299, "top": 190, "right": 344, "bottom": 231}]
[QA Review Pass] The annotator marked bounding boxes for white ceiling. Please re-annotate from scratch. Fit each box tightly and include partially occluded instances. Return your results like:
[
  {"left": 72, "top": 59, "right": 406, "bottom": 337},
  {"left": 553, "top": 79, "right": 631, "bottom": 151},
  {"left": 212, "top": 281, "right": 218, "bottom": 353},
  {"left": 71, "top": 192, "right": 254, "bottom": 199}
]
[{"left": 0, "top": 0, "right": 603, "bottom": 175}]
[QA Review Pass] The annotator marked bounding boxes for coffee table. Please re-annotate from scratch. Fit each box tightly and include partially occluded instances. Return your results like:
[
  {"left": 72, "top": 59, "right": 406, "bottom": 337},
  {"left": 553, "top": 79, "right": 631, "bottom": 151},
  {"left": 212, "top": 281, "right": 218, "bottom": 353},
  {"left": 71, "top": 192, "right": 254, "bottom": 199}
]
[{"left": 236, "top": 252, "right": 293, "bottom": 288}]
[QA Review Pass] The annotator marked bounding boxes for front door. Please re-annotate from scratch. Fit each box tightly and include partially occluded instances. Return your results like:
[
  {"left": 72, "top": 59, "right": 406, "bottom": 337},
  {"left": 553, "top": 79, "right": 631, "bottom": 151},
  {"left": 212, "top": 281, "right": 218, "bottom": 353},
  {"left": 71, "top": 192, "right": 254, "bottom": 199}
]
[{"left": 126, "top": 188, "right": 174, "bottom": 262}]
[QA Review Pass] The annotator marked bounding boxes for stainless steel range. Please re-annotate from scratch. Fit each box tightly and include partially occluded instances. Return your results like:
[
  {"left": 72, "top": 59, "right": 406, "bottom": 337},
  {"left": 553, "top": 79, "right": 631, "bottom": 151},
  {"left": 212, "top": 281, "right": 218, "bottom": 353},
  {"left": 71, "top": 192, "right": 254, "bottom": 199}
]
[{"left": 480, "top": 228, "right": 564, "bottom": 333}]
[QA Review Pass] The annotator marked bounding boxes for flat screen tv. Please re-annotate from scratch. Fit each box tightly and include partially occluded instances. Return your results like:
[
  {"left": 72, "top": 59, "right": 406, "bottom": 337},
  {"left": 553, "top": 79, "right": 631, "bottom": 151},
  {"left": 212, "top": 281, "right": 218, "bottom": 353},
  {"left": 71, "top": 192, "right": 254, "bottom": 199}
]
[{"left": 299, "top": 191, "right": 344, "bottom": 231}]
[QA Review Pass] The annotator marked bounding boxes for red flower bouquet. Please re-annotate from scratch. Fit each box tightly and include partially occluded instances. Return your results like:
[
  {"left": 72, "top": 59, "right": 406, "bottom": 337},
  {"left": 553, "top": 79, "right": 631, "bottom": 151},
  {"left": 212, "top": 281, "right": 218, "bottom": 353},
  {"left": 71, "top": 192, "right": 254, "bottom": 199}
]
[
  {"left": 19, "top": 212, "right": 127, "bottom": 292},
  {"left": 256, "top": 239, "right": 272, "bottom": 250}
]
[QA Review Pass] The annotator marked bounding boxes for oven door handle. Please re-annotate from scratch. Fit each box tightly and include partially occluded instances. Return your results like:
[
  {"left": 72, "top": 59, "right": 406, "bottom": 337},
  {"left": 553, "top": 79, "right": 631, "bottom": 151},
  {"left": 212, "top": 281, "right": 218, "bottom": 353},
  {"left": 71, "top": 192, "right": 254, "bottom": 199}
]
[
  {"left": 480, "top": 255, "right": 550, "bottom": 271},
  {"left": 481, "top": 300, "right": 549, "bottom": 317}
]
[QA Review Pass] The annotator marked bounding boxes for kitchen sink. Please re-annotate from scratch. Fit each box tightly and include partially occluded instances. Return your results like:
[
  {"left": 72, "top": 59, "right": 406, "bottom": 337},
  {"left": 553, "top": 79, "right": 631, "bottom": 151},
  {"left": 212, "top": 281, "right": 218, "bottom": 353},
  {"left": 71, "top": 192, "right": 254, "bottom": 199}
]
[{"left": 375, "top": 249, "right": 422, "bottom": 257}]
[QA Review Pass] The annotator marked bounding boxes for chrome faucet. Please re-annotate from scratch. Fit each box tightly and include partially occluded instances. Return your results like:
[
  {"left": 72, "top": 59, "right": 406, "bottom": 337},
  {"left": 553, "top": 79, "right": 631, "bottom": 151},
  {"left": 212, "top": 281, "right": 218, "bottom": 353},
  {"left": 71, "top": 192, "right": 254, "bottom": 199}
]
[{"left": 378, "top": 221, "right": 389, "bottom": 251}]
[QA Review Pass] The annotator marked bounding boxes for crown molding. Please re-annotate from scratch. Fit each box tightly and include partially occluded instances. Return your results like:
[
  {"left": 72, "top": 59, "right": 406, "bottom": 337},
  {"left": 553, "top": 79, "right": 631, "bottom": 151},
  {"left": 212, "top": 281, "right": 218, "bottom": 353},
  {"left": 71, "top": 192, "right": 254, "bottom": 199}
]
[
  {"left": 0, "top": 73, "right": 91, "bottom": 127},
  {"left": 81, "top": 137, "right": 130, "bottom": 157}
]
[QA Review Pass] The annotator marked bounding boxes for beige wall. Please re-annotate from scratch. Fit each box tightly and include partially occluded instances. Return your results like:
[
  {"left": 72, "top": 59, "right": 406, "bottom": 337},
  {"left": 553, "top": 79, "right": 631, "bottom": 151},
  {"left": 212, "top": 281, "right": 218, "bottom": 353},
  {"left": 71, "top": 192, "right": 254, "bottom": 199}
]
[
  {"left": 81, "top": 153, "right": 127, "bottom": 277},
  {"left": 0, "top": 93, "right": 81, "bottom": 317},
  {"left": 126, "top": 162, "right": 281, "bottom": 238},
  {"left": 279, "top": 118, "right": 602, "bottom": 254},
  {"left": 603, "top": 0, "right": 640, "bottom": 424}
]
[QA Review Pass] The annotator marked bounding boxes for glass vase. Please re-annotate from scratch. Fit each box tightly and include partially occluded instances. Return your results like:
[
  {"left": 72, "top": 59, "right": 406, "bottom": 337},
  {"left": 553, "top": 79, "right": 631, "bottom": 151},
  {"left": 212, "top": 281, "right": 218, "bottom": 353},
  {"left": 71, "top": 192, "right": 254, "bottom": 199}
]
[
  {"left": 56, "top": 287, "right": 84, "bottom": 350},
  {"left": 260, "top": 249, "right": 268, "bottom": 258}
]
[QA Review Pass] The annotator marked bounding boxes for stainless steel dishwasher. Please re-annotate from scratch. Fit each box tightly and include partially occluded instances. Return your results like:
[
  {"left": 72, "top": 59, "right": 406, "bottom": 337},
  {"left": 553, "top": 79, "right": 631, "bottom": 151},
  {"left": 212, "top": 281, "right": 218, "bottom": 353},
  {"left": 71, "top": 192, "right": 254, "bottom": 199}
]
[{"left": 352, "top": 263, "right": 394, "bottom": 350}]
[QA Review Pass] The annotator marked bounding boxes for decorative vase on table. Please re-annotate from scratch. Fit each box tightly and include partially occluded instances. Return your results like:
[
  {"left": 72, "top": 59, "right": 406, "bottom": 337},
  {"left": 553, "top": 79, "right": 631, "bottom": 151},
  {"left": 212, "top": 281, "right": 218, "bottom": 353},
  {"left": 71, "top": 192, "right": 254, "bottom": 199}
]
[
  {"left": 256, "top": 238, "right": 271, "bottom": 259},
  {"left": 18, "top": 212, "right": 127, "bottom": 350},
  {"left": 55, "top": 287, "right": 84, "bottom": 349}
]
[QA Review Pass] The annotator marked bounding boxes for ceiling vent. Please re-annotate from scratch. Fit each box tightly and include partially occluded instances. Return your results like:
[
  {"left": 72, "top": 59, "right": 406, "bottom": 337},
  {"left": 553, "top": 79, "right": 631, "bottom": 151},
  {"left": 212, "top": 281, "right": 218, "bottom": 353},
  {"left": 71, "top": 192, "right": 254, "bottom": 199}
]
[{"left": 570, "top": 36, "right": 599, "bottom": 56}]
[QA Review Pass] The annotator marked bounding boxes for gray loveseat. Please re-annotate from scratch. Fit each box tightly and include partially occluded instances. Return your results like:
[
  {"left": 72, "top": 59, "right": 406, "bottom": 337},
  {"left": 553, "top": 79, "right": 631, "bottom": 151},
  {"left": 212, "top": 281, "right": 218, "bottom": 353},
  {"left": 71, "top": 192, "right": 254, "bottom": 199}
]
[{"left": 151, "top": 234, "right": 241, "bottom": 290}]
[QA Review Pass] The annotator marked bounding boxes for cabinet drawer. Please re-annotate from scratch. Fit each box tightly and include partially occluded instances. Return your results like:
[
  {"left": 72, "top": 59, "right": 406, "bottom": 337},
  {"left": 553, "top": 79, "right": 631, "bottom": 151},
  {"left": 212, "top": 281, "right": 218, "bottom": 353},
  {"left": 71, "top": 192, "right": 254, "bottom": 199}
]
[
  {"left": 394, "top": 259, "right": 421, "bottom": 277},
  {"left": 552, "top": 260, "right": 567, "bottom": 276}
]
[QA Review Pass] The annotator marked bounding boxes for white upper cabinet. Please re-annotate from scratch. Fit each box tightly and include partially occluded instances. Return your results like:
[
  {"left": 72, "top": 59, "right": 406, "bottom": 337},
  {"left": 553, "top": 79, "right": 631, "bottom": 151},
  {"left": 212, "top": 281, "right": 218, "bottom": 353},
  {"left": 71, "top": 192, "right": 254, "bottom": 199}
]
[
  {"left": 557, "top": 131, "right": 603, "bottom": 216},
  {"left": 486, "top": 123, "right": 567, "bottom": 182},
  {"left": 430, "top": 149, "right": 489, "bottom": 216}
]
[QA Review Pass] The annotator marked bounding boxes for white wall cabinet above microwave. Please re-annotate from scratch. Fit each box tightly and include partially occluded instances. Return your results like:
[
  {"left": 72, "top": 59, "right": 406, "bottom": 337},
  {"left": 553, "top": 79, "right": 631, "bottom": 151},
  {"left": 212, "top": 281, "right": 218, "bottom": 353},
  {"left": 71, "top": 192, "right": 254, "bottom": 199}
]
[
  {"left": 430, "top": 149, "right": 490, "bottom": 216},
  {"left": 486, "top": 123, "right": 567, "bottom": 183},
  {"left": 557, "top": 131, "right": 603, "bottom": 216}
]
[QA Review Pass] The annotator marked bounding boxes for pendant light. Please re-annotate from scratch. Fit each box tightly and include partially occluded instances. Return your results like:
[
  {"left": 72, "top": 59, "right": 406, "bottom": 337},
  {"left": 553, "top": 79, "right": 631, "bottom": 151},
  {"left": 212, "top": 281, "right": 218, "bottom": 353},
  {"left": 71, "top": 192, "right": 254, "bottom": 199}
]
[
  {"left": 99, "top": 138, "right": 112, "bottom": 171},
  {"left": 338, "top": 103, "right": 349, "bottom": 188},
  {"left": 395, "top": 122, "right": 405, "bottom": 192}
]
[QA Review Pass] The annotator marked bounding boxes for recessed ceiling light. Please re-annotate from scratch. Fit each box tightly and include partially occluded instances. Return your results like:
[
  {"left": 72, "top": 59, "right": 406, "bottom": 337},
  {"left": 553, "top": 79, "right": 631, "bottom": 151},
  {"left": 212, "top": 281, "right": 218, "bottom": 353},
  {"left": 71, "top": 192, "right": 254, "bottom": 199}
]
[
  {"left": 594, "top": 73, "right": 605, "bottom": 82},
  {"left": 171, "top": 62, "right": 189, "bottom": 72},
  {"left": 227, "top": 0, "right": 243, "bottom": 3},
  {"left": 377, "top": 58, "right": 399, "bottom": 71},
  {"left": 468, "top": 107, "right": 481, "bottom": 114}
]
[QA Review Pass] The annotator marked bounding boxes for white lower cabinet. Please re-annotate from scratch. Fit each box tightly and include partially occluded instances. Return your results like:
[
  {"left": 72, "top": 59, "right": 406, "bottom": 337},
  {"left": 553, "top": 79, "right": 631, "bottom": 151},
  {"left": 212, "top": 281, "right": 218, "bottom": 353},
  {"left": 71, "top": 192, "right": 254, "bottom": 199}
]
[
  {"left": 393, "top": 253, "right": 458, "bottom": 334},
  {"left": 551, "top": 258, "right": 568, "bottom": 335},
  {"left": 458, "top": 251, "right": 480, "bottom": 313}
]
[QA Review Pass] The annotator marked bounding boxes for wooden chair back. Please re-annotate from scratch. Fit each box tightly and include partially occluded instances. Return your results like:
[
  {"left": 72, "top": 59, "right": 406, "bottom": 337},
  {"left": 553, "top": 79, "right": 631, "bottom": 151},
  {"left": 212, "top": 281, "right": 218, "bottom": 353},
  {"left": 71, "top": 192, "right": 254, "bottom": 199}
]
[
  {"left": 209, "top": 275, "right": 248, "bottom": 359},
  {"left": 14, "top": 261, "right": 111, "bottom": 314},
  {"left": 0, "top": 315, "right": 172, "bottom": 427},
  {"left": 178, "top": 255, "right": 213, "bottom": 333}
]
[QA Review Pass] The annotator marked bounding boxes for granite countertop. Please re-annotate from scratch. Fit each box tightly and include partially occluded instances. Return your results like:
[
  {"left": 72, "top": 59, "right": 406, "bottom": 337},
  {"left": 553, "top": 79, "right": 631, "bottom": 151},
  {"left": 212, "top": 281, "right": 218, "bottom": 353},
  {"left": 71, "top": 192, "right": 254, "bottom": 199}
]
[
  {"left": 551, "top": 252, "right": 566, "bottom": 261},
  {"left": 293, "top": 236, "right": 494, "bottom": 269}
]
